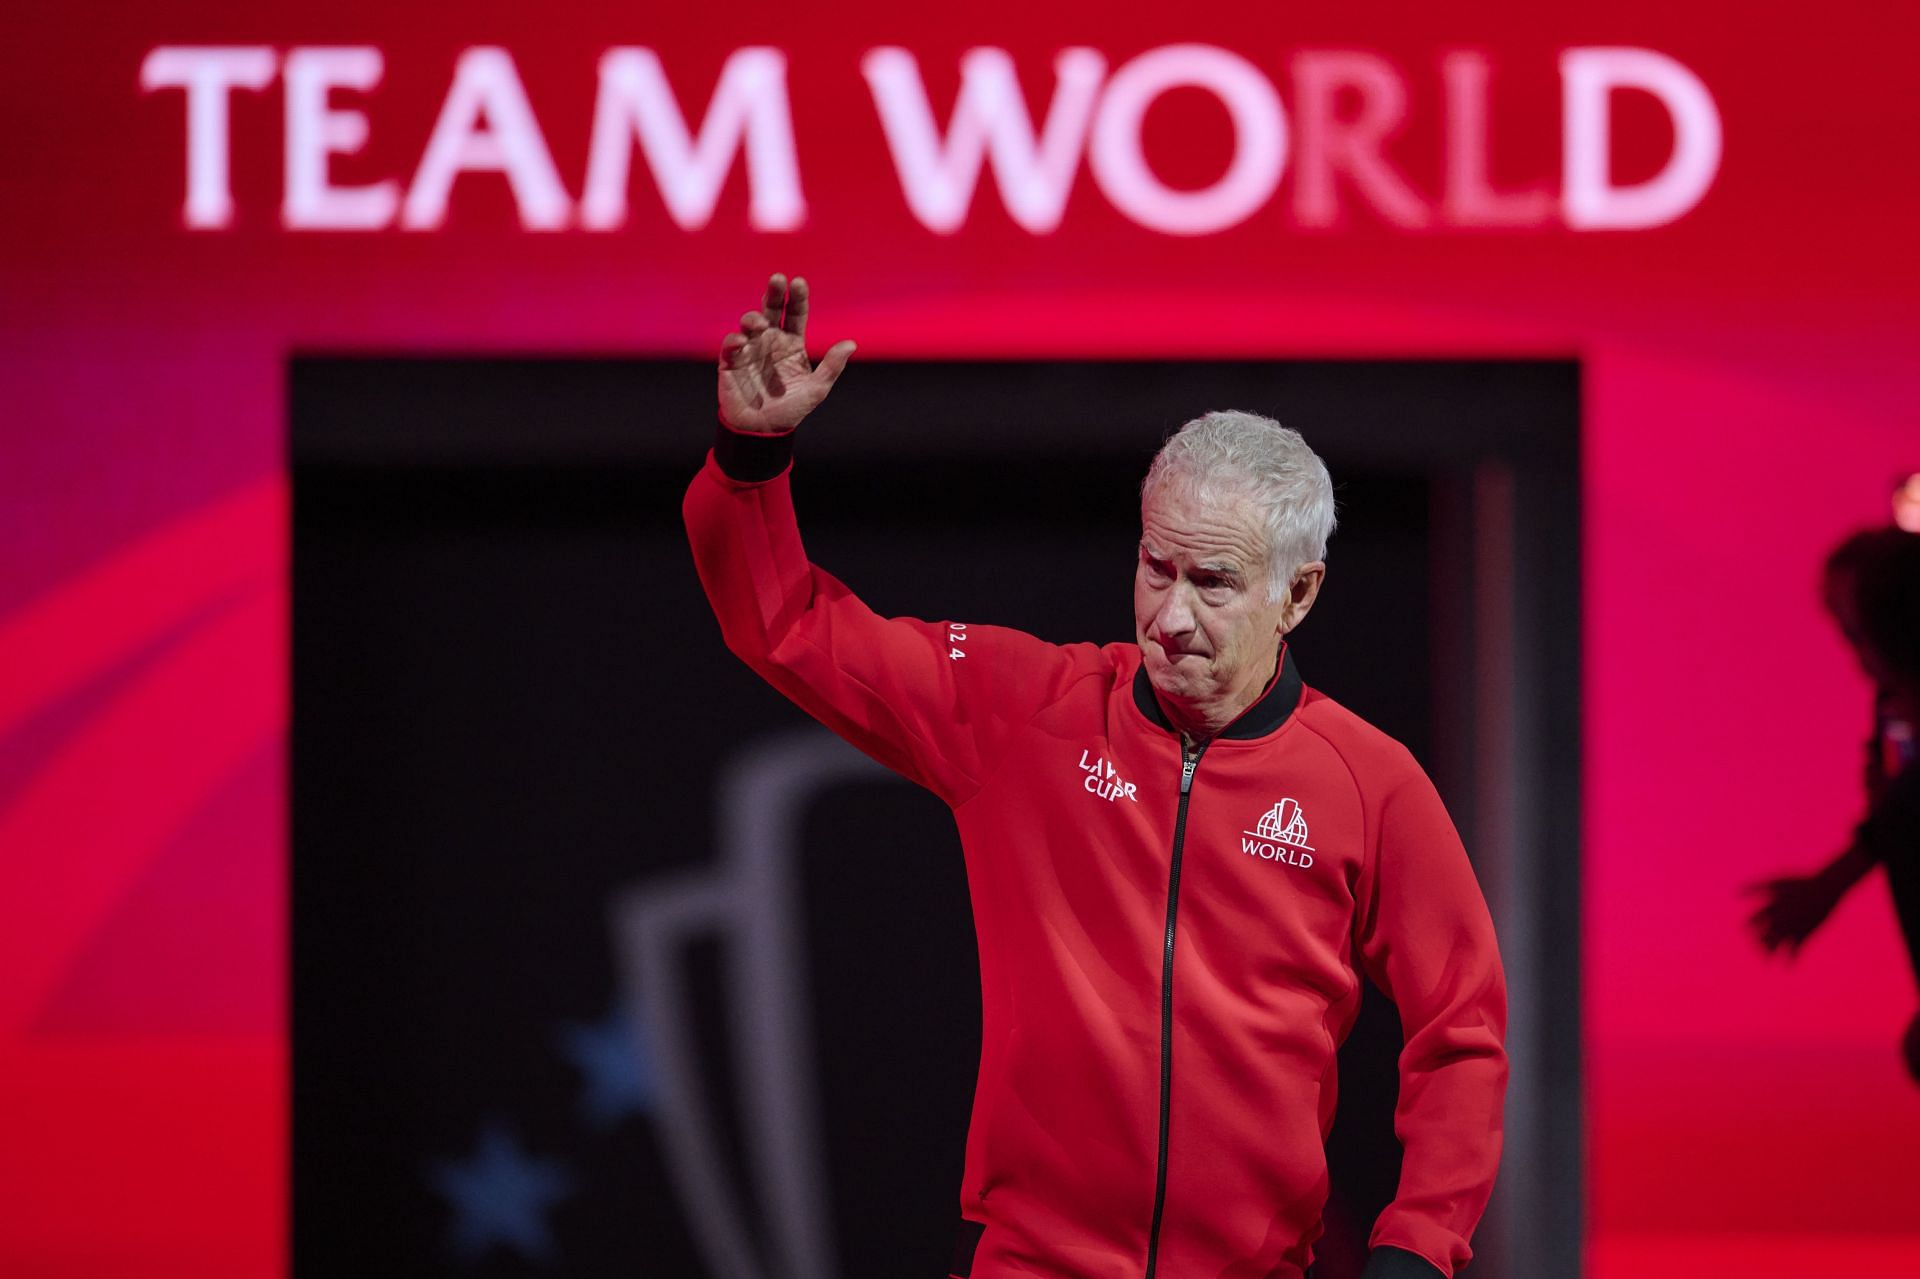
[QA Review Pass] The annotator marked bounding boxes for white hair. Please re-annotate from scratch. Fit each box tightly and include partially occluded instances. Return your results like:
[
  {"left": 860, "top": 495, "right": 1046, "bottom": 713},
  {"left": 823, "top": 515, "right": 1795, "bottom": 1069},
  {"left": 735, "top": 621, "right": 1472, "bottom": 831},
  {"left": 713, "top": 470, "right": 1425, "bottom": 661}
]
[{"left": 1140, "top": 409, "right": 1337, "bottom": 604}]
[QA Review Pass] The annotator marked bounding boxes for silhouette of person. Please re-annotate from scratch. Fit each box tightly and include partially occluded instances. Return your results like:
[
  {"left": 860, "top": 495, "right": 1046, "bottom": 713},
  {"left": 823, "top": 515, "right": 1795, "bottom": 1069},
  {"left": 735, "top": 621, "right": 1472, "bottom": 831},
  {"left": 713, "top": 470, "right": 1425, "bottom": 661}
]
[{"left": 1746, "top": 526, "right": 1920, "bottom": 1083}]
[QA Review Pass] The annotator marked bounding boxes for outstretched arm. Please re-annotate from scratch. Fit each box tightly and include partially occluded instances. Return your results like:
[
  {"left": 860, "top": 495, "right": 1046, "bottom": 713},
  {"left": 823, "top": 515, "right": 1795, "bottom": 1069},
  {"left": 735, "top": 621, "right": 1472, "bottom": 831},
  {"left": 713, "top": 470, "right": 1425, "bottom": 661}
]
[
  {"left": 1744, "top": 843, "right": 1878, "bottom": 958},
  {"left": 687, "top": 274, "right": 1091, "bottom": 807},
  {"left": 1745, "top": 700, "right": 1920, "bottom": 959}
]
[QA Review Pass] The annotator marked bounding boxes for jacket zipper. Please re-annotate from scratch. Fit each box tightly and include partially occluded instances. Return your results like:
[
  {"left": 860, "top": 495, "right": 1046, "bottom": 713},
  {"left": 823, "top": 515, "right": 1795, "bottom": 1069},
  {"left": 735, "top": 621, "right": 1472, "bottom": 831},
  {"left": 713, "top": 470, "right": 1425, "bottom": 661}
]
[{"left": 1144, "top": 736, "right": 1205, "bottom": 1279}]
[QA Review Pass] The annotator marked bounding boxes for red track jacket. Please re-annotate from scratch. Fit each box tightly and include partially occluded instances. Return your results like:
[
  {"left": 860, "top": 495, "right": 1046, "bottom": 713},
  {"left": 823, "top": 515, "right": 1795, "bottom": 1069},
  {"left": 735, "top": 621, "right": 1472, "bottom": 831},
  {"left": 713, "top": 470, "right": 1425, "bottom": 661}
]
[{"left": 685, "top": 426, "right": 1508, "bottom": 1279}]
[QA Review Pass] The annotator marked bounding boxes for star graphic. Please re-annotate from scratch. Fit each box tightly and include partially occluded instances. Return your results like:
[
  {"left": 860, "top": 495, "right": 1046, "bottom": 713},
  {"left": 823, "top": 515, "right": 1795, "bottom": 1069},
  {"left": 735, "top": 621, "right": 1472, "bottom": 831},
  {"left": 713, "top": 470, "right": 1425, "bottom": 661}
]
[
  {"left": 557, "top": 1006, "right": 657, "bottom": 1129},
  {"left": 430, "top": 1121, "right": 574, "bottom": 1264}
]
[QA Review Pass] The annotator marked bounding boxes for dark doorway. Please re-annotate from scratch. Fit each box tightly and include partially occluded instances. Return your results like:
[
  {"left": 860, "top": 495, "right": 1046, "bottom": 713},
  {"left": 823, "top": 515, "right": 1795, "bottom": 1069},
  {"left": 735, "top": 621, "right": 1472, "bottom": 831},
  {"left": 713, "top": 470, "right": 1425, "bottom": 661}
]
[{"left": 292, "top": 358, "right": 1580, "bottom": 1279}]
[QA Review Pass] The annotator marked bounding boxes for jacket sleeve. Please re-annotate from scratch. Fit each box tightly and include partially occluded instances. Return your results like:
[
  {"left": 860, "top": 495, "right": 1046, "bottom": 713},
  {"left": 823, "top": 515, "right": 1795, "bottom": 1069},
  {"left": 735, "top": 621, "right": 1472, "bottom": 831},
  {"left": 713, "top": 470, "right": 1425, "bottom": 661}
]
[
  {"left": 683, "top": 423, "right": 1090, "bottom": 808},
  {"left": 1352, "top": 759, "right": 1509, "bottom": 1278}
]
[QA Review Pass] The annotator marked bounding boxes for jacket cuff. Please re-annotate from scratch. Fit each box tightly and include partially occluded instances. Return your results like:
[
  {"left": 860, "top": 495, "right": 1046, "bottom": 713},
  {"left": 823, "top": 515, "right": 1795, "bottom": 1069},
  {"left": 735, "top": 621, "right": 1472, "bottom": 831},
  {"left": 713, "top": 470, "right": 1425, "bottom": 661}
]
[
  {"left": 712, "top": 419, "right": 796, "bottom": 482},
  {"left": 1359, "top": 1246, "right": 1448, "bottom": 1279}
]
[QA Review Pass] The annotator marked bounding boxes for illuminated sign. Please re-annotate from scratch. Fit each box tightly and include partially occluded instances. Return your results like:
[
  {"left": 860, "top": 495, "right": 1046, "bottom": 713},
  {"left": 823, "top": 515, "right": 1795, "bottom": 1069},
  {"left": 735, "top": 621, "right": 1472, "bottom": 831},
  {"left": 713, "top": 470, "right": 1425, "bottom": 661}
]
[{"left": 140, "top": 44, "right": 1722, "bottom": 235}]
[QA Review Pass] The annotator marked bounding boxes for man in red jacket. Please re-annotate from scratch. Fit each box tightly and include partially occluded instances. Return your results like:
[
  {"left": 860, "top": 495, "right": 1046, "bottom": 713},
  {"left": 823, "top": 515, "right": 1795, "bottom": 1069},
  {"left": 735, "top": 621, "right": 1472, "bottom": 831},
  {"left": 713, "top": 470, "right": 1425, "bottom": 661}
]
[{"left": 685, "top": 274, "right": 1508, "bottom": 1279}]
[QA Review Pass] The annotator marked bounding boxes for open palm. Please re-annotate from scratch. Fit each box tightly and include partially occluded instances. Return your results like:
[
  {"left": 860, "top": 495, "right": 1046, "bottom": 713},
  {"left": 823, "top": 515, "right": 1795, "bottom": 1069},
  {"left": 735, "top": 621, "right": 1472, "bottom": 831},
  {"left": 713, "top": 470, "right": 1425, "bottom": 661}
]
[{"left": 718, "top": 273, "right": 857, "bottom": 434}]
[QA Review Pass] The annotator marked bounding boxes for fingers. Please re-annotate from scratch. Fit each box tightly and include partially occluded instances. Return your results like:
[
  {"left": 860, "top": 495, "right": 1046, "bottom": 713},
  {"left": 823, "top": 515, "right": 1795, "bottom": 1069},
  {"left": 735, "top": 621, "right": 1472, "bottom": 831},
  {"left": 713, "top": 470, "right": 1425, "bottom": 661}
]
[
  {"left": 754, "top": 271, "right": 817, "bottom": 336},
  {"left": 1745, "top": 899, "right": 1798, "bottom": 953},
  {"left": 762, "top": 272, "right": 786, "bottom": 328},
  {"left": 1749, "top": 906, "right": 1813, "bottom": 956},
  {"left": 740, "top": 275, "right": 842, "bottom": 383},
  {"left": 812, "top": 338, "right": 857, "bottom": 386},
  {"left": 784, "top": 276, "right": 810, "bottom": 336}
]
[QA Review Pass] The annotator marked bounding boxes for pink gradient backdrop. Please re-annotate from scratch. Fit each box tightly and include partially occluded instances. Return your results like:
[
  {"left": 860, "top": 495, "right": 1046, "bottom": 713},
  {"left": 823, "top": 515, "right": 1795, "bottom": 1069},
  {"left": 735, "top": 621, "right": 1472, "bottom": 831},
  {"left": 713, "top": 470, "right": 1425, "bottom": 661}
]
[{"left": 3, "top": 3, "right": 1917, "bottom": 1275}]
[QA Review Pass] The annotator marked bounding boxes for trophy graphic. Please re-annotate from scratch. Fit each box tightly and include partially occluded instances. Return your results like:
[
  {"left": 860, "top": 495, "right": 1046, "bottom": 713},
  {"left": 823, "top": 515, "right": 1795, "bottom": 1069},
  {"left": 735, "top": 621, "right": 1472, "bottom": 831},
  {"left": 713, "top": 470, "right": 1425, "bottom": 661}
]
[{"left": 611, "top": 729, "right": 892, "bottom": 1279}]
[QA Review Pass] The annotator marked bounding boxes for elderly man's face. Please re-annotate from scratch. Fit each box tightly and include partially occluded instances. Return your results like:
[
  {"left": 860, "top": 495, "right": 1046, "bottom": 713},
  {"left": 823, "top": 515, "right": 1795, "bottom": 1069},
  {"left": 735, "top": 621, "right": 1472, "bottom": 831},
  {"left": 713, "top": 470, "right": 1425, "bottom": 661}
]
[{"left": 1134, "top": 480, "right": 1318, "bottom": 716}]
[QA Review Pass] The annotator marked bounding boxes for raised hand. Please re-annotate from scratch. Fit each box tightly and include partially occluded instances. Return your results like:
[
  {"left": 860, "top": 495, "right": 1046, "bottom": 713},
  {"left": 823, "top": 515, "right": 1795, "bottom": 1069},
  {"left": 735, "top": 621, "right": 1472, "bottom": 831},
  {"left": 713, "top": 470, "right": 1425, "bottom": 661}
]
[{"left": 718, "top": 273, "right": 857, "bottom": 434}]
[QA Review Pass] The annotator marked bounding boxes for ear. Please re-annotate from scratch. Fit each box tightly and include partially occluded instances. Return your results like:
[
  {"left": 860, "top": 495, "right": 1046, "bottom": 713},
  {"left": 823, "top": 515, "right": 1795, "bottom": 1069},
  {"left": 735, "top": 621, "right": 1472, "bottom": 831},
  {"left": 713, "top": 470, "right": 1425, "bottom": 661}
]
[{"left": 1279, "top": 561, "right": 1325, "bottom": 635}]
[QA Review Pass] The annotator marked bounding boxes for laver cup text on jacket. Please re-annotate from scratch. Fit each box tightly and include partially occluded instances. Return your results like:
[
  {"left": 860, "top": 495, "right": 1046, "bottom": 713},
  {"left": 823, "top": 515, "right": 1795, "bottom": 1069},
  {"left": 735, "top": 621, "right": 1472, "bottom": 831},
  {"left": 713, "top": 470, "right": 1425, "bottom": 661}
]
[{"left": 688, "top": 275, "right": 1508, "bottom": 1279}]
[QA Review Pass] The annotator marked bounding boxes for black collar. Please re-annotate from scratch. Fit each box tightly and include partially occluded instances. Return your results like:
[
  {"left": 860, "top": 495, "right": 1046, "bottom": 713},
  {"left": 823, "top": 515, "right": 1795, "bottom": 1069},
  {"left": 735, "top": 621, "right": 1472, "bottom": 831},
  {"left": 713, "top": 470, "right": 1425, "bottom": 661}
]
[{"left": 1132, "top": 643, "right": 1304, "bottom": 741}]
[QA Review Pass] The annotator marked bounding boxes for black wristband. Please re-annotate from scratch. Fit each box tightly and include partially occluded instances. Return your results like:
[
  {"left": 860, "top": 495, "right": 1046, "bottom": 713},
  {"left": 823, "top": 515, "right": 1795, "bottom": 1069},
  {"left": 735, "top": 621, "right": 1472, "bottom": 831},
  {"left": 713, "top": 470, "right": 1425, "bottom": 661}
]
[
  {"left": 712, "top": 419, "right": 797, "bottom": 483},
  {"left": 1358, "top": 1246, "right": 1447, "bottom": 1279}
]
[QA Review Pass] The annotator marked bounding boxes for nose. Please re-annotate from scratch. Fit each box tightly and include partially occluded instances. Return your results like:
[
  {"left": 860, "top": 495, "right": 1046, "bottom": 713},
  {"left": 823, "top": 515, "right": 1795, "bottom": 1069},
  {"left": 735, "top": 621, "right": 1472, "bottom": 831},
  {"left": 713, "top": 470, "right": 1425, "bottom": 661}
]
[{"left": 1154, "top": 584, "right": 1197, "bottom": 644}]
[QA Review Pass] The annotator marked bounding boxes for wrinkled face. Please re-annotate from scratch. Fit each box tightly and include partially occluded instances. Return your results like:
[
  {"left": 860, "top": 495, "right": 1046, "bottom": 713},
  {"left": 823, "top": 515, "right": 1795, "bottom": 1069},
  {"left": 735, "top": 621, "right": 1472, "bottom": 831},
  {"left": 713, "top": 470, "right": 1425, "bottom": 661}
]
[{"left": 1134, "top": 479, "right": 1295, "bottom": 712}]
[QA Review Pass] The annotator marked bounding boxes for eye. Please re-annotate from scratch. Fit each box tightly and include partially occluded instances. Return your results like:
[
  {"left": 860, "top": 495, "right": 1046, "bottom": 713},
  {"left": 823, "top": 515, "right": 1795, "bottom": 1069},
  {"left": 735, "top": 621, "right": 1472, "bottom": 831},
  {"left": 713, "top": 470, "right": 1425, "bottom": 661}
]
[
  {"left": 1192, "top": 573, "right": 1227, "bottom": 591},
  {"left": 1142, "top": 554, "right": 1173, "bottom": 583}
]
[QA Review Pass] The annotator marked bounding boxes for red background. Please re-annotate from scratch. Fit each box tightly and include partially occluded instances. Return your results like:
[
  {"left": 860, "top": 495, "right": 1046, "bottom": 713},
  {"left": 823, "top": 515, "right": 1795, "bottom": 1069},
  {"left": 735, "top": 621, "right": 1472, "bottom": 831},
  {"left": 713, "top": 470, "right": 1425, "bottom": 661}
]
[{"left": 3, "top": 3, "right": 1917, "bottom": 1274}]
